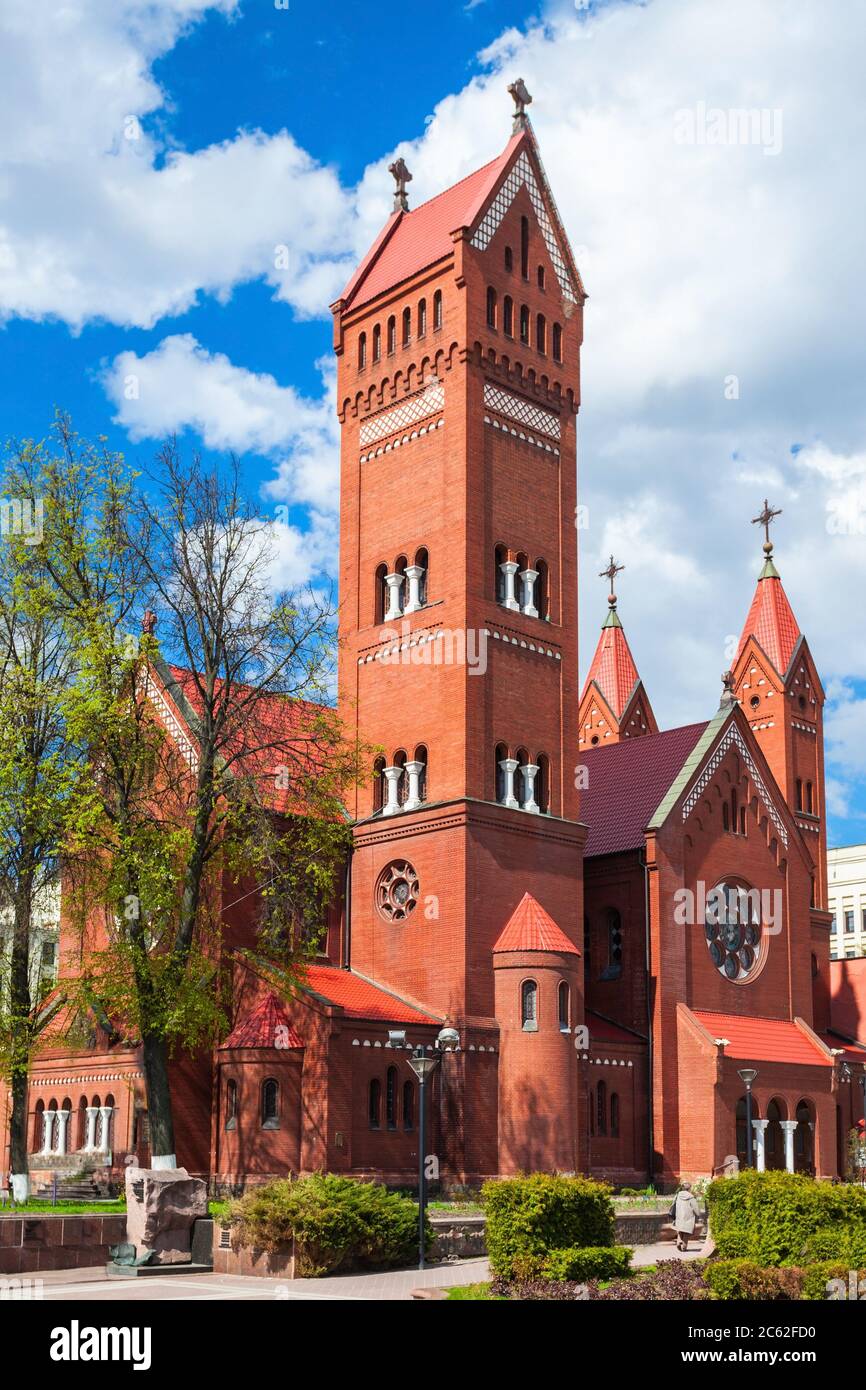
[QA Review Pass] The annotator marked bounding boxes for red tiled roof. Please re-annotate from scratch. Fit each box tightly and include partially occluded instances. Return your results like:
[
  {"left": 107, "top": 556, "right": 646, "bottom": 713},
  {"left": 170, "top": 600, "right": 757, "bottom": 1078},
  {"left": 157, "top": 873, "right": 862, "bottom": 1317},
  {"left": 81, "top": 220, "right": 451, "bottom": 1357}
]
[
  {"left": 736, "top": 570, "right": 801, "bottom": 677},
  {"left": 580, "top": 722, "right": 707, "bottom": 857},
  {"left": 693, "top": 1011, "right": 832, "bottom": 1066},
  {"left": 342, "top": 135, "right": 522, "bottom": 310},
  {"left": 300, "top": 963, "right": 439, "bottom": 1024},
  {"left": 581, "top": 617, "right": 641, "bottom": 719},
  {"left": 493, "top": 892, "right": 579, "bottom": 955},
  {"left": 156, "top": 662, "right": 328, "bottom": 817},
  {"left": 221, "top": 993, "right": 304, "bottom": 1050},
  {"left": 586, "top": 1011, "right": 646, "bottom": 1045}
]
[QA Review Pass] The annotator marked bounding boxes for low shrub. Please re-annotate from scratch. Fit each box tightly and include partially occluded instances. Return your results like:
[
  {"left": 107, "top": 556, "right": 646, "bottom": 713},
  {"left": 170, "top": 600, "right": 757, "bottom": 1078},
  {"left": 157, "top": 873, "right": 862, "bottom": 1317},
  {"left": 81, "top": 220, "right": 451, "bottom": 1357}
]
[
  {"left": 704, "top": 1259, "right": 803, "bottom": 1301},
  {"left": 539, "top": 1245, "right": 632, "bottom": 1283},
  {"left": 482, "top": 1173, "right": 615, "bottom": 1280},
  {"left": 707, "top": 1170, "right": 866, "bottom": 1266},
  {"left": 801, "top": 1262, "right": 866, "bottom": 1300},
  {"left": 589, "top": 1259, "right": 709, "bottom": 1301},
  {"left": 229, "top": 1174, "right": 428, "bottom": 1277}
]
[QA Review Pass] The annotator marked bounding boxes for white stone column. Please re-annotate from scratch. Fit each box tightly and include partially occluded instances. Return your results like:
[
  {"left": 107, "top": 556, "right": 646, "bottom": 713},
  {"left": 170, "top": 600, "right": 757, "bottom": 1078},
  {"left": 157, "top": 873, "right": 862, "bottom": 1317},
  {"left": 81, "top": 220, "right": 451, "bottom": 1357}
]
[
  {"left": 780, "top": 1119, "right": 798, "bottom": 1174},
  {"left": 403, "top": 565, "right": 425, "bottom": 614},
  {"left": 519, "top": 568, "right": 539, "bottom": 619},
  {"left": 384, "top": 573, "right": 404, "bottom": 622},
  {"left": 41, "top": 1110, "right": 55, "bottom": 1156},
  {"left": 520, "top": 763, "right": 540, "bottom": 813},
  {"left": 499, "top": 560, "right": 520, "bottom": 611},
  {"left": 382, "top": 766, "right": 403, "bottom": 816},
  {"left": 55, "top": 1108, "right": 70, "bottom": 1156},
  {"left": 752, "top": 1118, "right": 769, "bottom": 1172},
  {"left": 98, "top": 1105, "right": 113, "bottom": 1153},
  {"left": 84, "top": 1106, "right": 98, "bottom": 1153},
  {"left": 403, "top": 760, "right": 425, "bottom": 811},
  {"left": 499, "top": 757, "right": 520, "bottom": 810}
]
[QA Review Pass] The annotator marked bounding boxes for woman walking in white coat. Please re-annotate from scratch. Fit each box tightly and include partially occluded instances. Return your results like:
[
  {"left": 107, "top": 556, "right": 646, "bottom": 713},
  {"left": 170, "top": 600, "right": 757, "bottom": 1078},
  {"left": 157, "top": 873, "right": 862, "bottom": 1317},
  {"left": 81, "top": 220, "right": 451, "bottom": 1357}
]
[{"left": 672, "top": 1182, "right": 702, "bottom": 1252}]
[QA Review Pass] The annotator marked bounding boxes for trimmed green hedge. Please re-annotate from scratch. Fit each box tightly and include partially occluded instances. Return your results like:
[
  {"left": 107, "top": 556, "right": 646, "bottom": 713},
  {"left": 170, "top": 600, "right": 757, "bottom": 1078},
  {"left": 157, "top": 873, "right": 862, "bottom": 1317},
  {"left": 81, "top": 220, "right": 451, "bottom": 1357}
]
[
  {"left": 704, "top": 1259, "right": 804, "bottom": 1301},
  {"left": 482, "top": 1174, "right": 615, "bottom": 1280},
  {"left": 229, "top": 1174, "right": 428, "bottom": 1277},
  {"left": 707, "top": 1171, "right": 866, "bottom": 1267},
  {"left": 540, "top": 1245, "right": 632, "bottom": 1283}
]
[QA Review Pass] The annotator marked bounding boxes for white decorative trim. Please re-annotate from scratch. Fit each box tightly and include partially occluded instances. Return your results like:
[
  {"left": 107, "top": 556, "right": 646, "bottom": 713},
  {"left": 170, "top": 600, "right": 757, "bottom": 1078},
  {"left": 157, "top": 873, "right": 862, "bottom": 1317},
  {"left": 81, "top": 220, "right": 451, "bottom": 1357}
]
[
  {"left": 360, "top": 417, "right": 444, "bottom": 462},
  {"left": 359, "top": 380, "right": 444, "bottom": 447},
  {"left": 145, "top": 674, "right": 199, "bottom": 773},
  {"left": 682, "top": 721, "right": 788, "bottom": 848},
  {"left": 470, "top": 150, "right": 579, "bottom": 304},
  {"left": 483, "top": 383, "right": 560, "bottom": 440}
]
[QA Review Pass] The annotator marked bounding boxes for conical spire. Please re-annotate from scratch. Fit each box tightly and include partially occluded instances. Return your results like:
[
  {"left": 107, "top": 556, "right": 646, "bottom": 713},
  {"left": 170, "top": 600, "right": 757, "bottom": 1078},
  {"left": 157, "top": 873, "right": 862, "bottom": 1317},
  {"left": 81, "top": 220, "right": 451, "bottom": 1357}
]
[
  {"left": 579, "top": 558, "right": 657, "bottom": 747},
  {"left": 735, "top": 499, "right": 801, "bottom": 676}
]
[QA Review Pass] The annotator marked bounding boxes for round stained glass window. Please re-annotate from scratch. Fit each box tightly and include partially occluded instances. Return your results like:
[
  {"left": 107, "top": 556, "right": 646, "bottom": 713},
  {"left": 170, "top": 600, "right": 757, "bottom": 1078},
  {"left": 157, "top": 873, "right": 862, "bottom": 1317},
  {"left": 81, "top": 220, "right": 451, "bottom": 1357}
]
[
  {"left": 705, "top": 880, "right": 763, "bottom": 983},
  {"left": 376, "top": 860, "right": 420, "bottom": 922}
]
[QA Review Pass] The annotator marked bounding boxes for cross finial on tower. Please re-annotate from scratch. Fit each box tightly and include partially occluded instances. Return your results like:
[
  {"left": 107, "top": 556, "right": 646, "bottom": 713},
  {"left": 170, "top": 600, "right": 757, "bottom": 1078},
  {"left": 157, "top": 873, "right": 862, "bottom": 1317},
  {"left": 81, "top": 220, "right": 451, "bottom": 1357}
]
[
  {"left": 599, "top": 554, "right": 624, "bottom": 608},
  {"left": 508, "top": 77, "right": 533, "bottom": 133},
  {"left": 752, "top": 497, "right": 782, "bottom": 556},
  {"left": 388, "top": 157, "right": 413, "bottom": 213}
]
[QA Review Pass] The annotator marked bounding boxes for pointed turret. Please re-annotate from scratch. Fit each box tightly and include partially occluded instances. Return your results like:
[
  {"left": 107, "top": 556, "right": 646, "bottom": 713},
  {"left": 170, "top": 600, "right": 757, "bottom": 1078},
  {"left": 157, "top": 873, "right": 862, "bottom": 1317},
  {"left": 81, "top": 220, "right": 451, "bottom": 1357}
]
[
  {"left": 578, "top": 557, "right": 658, "bottom": 749},
  {"left": 730, "top": 501, "right": 828, "bottom": 905}
]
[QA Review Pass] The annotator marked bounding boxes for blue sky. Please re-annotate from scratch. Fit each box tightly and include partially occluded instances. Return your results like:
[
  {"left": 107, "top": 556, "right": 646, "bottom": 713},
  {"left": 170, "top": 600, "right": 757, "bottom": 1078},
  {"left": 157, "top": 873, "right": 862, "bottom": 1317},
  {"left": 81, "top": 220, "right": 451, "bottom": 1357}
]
[{"left": 1, "top": 0, "right": 864, "bottom": 845}]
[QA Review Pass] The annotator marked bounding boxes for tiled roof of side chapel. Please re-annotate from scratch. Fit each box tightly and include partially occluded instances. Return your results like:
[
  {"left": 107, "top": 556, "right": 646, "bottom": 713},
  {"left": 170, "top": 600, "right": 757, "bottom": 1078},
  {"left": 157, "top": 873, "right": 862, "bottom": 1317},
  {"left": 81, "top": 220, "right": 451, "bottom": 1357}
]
[{"left": 493, "top": 892, "right": 580, "bottom": 955}]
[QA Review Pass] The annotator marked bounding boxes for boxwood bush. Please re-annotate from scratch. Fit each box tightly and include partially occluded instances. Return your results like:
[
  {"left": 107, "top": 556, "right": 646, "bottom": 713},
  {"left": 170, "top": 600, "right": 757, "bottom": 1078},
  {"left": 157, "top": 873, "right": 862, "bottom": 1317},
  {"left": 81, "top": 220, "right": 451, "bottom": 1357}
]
[
  {"left": 229, "top": 1174, "right": 428, "bottom": 1277},
  {"left": 540, "top": 1245, "right": 632, "bottom": 1283},
  {"left": 704, "top": 1259, "right": 804, "bottom": 1301},
  {"left": 707, "top": 1171, "right": 866, "bottom": 1267},
  {"left": 482, "top": 1174, "right": 615, "bottom": 1280}
]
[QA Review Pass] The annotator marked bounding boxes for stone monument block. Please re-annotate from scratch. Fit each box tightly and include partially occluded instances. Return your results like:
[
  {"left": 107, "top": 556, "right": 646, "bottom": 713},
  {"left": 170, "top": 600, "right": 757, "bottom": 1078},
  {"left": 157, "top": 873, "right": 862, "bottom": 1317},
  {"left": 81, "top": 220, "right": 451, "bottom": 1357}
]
[{"left": 125, "top": 1166, "right": 208, "bottom": 1264}]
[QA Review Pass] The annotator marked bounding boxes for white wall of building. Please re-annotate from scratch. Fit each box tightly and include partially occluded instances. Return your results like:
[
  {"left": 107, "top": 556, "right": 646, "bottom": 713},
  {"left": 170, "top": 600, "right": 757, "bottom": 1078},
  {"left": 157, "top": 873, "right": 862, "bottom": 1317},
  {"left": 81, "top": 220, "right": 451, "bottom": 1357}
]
[{"left": 829, "top": 844, "right": 866, "bottom": 960}]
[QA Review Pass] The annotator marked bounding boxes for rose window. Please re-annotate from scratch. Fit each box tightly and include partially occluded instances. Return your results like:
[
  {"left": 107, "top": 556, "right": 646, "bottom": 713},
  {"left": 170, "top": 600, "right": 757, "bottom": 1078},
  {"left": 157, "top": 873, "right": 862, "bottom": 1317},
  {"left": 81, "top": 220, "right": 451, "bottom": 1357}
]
[
  {"left": 376, "top": 860, "right": 420, "bottom": 922},
  {"left": 705, "top": 880, "right": 763, "bottom": 982}
]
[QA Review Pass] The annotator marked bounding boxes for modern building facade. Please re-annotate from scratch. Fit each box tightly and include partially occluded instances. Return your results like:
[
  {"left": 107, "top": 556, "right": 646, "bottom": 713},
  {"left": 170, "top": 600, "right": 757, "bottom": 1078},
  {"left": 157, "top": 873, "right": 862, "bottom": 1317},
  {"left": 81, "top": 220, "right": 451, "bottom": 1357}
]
[{"left": 829, "top": 844, "right": 866, "bottom": 960}]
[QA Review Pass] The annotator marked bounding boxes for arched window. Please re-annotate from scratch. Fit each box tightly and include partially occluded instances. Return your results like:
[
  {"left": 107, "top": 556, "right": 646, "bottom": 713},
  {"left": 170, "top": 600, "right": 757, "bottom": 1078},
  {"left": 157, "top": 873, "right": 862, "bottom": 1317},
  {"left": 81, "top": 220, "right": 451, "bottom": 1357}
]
[
  {"left": 433, "top": 291, "right": 443, "bottom": 331},
  {"left": 33, "top": 1099, "right": 44, "bottom": 1153},
  {"left": 722, "top": 802, "right": 730, "bottom": 831},
  {"left": 261, "top": 1078, "right": 280, "bottom": 1129},
  {"left": 369, "top": 1078, "right": 381, "bottom": 1130},
  {"left": 373, "top": 755, "right": 386, "bottom": 813},
  {"left": 731, "top": 788, "right": 738, "bottom": 832},
  {"left": 495, "top": 741, "right": 509, "bottom": 804},
  {"left": 402, "top": 1080, "right": 415, "bottom": 1130},
  {"left": 372, "top": 323, "right": 381, "bottom": 362},
  {"left": 740, "top": 804, "right": 747, "bottom": 836},
  {"left": 386, "top": 1066, "right": 398, "bottom": 1130},
  {"left": 414, "top": 546, "right": 428, "bottom": 606},
  {"left": 536, "top": 753, "right": 550, "bottom": 815},
  {"left": 358, "top": 332, "right": 367, "bottom": 369},
  {"left": 806, "top": 781, "right": 814, "bottom": 814},
  {"left": 515, "top": 747, "right": 530, "bottom": 810},
  {"left": 558, "top": 980, "right": 570, "bottom": 1031},
  {"left": 417, "top": 299, "right": 427, "bottom": 338},
  {"left": 413, "top": 745, "right": 428, "bottom": 804},
  {"left": 520, "top": 215, "right": 529, "bottom": 279},
  {"left": 552, "top": 323, "right": 563, "bottom": 362},
  {"left": 519, "top": 304, "right": 530, "bottom": 344},
  {"left": 393, "top": 749, "right": 408, "bottom": 806},
  {"left": 521, "top": 979, "right": 538, "bottom": 1031},
  {"left": 610, "top": 1093, "right": 620, "bottom": 1139},
  {"left": 394, "top": 553, "right": 407, "bottom": 611},
  {"left": 504, "top": 245, "right": 513, "bottom": 272},
  {"left": 387, "top": 315, "right": 396, "bottom": 355},
  {"left": 402, "top": 307, "right": 411, "bottom": 348},
  {"left": 535, "top": 559, "right": 549, "bottom": 621},
  {"left": 537, "top": 264, "right": 546, "bottom": 289},
  {"left": 225, "top": 1079, "right": 238, "bottom": 1131},
  {"left": 795, "top": 777, "right": 803, "bottom": 811},
  {"left": 494, "top": 543, "right": 508, "bottom": 602},
  {"left": 503, "top": 296, "right": 514, "bottom": 337},
  {"left": 486, "top": 286, "right": 497, "bottom": 328},
  {"left": 536, "top": 313, "right": 546, "bottom": 353},
  {"left": 597, "top": 1080, "right": 607, "bottom": 1135},
  {"left": 601, "top": 909, "right": 623, "bottom": 980},
  {"left": 375, "top": 562, "right": 388, "bottom": 624}
]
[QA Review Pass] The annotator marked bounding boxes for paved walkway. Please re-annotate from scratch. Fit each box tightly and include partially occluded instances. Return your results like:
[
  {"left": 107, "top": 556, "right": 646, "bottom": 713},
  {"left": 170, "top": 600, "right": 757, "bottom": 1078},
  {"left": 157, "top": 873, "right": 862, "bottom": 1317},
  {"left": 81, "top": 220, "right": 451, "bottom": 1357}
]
[{"left": 27, "top": 1258, "right": 490, "bottom": 1302}]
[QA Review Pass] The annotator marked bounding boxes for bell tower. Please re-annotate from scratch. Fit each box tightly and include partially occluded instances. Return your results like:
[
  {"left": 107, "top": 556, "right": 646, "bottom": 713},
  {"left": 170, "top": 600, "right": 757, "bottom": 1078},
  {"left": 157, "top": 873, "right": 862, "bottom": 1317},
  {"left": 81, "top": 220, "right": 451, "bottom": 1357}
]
[{"left": 331, "top": 87, "right": 587, "bottom": 1173}]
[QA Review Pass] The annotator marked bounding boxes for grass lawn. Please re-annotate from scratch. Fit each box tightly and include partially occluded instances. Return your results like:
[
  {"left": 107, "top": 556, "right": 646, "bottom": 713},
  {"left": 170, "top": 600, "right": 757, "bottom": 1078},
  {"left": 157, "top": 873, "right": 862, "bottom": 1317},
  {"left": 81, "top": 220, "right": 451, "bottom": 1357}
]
[
  {"left": 0, "top": 1199, "right": 126, "bottom": 1215},
  {"left": 447, "top": 1283, "right": 503, "bottom": 1300}
]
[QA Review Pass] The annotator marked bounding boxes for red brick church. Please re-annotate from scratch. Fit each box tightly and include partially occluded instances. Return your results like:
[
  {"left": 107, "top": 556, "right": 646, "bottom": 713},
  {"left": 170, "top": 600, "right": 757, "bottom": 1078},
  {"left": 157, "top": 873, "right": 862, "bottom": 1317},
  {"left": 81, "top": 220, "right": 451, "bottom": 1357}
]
[{"left": 5, "top": 89, "right": 866, "bottom": 1193}]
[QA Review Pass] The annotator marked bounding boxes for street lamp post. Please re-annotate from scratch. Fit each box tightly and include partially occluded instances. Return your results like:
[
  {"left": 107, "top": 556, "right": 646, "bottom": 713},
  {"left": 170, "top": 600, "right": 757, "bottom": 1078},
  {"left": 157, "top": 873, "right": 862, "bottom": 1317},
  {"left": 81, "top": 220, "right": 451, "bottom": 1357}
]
[
  {"left": 738, "top": 1068, "right": 758, "bottom": 1169},
  {"left": 406, "top": 1026, "right": 460, "bottom": 1270}
]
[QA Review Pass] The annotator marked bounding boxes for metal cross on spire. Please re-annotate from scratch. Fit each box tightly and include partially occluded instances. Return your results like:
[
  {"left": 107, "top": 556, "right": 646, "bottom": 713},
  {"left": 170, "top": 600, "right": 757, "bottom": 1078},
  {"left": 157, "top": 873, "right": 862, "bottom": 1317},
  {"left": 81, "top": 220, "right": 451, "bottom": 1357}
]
[
  {"left": 752, "top": 498, "right": 782, "bottom": 555},
  {"left": 388, "top": 157, "right": 413, "bottom": 213},
  {"left": 508, "top": 77, "right": 533, "bottom": 133},
  {"left": 599, "top": 554, "right": 624, "bottom": 608}
]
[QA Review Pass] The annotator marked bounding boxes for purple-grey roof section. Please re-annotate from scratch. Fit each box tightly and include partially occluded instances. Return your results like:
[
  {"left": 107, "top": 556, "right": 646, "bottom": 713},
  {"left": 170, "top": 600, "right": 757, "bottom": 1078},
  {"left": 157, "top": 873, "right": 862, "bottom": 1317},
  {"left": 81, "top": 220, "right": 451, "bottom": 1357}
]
[{"left": 580, "top": 721, "right": 708, "bottom": 858}]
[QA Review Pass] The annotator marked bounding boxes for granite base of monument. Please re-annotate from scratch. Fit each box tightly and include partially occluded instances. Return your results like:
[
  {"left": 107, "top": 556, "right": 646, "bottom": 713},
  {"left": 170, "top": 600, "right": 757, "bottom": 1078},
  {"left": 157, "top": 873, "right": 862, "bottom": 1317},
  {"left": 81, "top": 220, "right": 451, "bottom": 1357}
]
[{"left": 113, "top": 1165, "right": 209, "bottom": 1273}]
